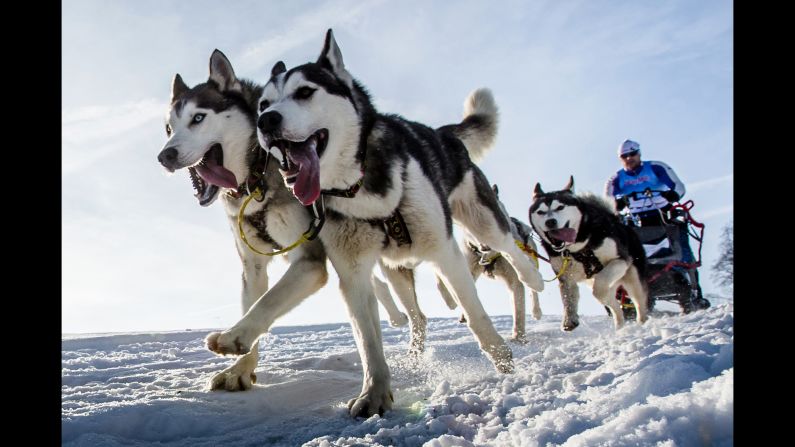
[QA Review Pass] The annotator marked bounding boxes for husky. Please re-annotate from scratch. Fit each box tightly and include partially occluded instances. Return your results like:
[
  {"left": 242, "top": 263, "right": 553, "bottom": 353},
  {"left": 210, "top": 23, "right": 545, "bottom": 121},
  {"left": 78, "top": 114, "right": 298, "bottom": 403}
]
[
  {"left": 528, "top": 176, "right": 649, "bottom": 331},
  {"left": 157, "top": 49, "right": 407, "bottom": 392},
  {"left": 224, "top": 29, "right": 546, "bottom": 417},
  {"left": 437, "top": 184, "right": 543, "bottom": 343}
]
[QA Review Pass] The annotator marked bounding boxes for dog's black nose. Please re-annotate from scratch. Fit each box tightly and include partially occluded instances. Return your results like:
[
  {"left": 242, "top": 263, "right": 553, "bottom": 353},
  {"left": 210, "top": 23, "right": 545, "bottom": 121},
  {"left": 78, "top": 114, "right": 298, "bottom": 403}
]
[
  {"left": 545, "top": 218, "right": 558, "bottom": 229},
  {"left": 258, "top": 111, "right": 282, "bottom": 132},
  {"left": 158, "top": 147, "right": 179, "bottom": 170}
]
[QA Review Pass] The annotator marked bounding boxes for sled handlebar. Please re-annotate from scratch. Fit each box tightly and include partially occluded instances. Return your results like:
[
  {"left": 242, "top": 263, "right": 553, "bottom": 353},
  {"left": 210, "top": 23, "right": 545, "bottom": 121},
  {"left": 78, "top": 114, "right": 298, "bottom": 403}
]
[{"left": 616, "top": 189, "right": 671, "bottom": 201}]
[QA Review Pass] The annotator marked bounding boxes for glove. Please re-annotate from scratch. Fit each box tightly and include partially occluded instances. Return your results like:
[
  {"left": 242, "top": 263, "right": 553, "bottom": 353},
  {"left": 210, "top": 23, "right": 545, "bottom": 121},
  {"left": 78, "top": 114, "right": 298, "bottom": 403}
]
[
  {"left": 661, "top": 190, "right": 680, "bottom": 202},
  {"left": 615, "top": 196, "right": 628, "bottom": 211}
]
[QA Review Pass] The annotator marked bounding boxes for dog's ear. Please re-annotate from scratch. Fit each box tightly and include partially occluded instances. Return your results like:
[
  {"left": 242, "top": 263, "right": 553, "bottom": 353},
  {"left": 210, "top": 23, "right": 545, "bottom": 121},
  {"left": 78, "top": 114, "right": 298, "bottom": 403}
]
[
  {"left": 317, "top": 29, "right": 353, "bottom": 88},
  {"left": 492, "top": 184, "right": 499, "bottom": 197},
  {"left": 209, "top": 49, "right": 242, "bottom": 93},
  {"left": 271, "top": 61, "right": 286, "bottom": 78},
  {"left": 533, "top": 183, "right": 544, "bottom": 199},
  {"left": 171, "top": 74, "right": 189, "bottom": 103},
  {"left": 563, "top": 175, "right": 574, "bottom": 193}
]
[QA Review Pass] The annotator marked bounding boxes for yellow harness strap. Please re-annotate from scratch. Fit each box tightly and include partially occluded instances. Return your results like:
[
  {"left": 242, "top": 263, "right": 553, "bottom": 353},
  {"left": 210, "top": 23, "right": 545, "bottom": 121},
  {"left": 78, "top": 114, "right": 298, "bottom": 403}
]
[
  {"left": 515, "top": 239, "right": 570, "bottom": 282},
  {"left": 514, "top": 239, "right": 540, "bottom": 267},
  {"left": 237, "top": 187, "right": 311, "bottom": 256},
  {"left": 546, "top": 256, "right": 571, "bottom": 282}
]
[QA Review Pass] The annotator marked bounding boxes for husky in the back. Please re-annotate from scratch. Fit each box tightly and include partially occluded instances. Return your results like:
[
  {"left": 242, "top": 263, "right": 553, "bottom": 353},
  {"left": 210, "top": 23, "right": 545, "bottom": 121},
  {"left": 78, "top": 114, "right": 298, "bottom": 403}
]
[
  {"left": 221, "top": 29, "right": 545, "bottom": 417},
  {"left": 529, "top": 177, "right": 649, "bottom": 331},
  {"left": 438, "top": 184, "right": 543, "bottom": 343},
  {"left": 157, "top": 50, "right": 406, "bottom": 391}
]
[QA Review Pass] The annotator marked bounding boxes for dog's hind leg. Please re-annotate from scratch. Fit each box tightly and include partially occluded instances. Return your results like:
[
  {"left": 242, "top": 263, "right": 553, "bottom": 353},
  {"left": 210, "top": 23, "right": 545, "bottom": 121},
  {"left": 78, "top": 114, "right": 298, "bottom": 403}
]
[
  {"left": 620, "top": 266, "right": 649, "bottom": 324},
  {"left": 435, "top": 275, "right": 460, "bottom": 311},
  {"left": 372, "top": 275, "right": 409, "bottom": 327},
  {"left": 494, "top": 259, "right": 528, "bottom": 343},
  {"left": 431, "top": 240, "right": 514, "bottom": 373},
  {"left": 474, "top": 229, "right": 544, "bottom": 293},
  {"left": 530, "top": 290, "right": 542, "bottom": 321},
  {"left": 449, "top": 172, "right": 544, "bottom": 293},
  {"left": 380, "top": 263, "right": 427, "bottom": 354},
  {"left": 592, "top": 259, "right": 630, "bottom": 330}
]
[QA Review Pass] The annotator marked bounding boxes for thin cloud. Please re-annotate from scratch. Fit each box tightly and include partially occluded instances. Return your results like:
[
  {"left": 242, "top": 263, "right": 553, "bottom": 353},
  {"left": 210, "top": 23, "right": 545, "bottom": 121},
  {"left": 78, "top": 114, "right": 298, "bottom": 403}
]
[
  {"left": 688, "top": 174, "right": 733, "bottom": 192},
  {"left": 63, "top": 99, "right": 166, "bottom": 143},
  {"left": 235, "top": 0, "right": 386, "bottom": 75},
  {"left": 63, "top": 99, "right": 166, "bottom": 174},
  {"left": 699, "top": 205, "right": 733, "bottom": 220}
]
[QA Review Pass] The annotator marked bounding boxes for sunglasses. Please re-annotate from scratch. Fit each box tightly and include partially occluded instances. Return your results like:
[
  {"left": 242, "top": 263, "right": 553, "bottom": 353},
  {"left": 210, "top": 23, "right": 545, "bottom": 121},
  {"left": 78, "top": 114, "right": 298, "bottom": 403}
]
[{"left": 620, "top": 150, "right": 639, "bottom": 159}]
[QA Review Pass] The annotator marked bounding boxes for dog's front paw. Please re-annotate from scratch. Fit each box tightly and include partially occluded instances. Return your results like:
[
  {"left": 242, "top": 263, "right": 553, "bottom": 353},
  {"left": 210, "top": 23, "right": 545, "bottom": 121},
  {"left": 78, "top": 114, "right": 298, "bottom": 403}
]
[
  {"left": 209, "top": 366, "right": 257, "bottom": 392},
  {"left": 208, "top": 351, "right": 259, "bottom": 392},
  {"left": 561, "top": 318, "right": 580, "bottom": 332},
  {"left": 205, "top": 331, "right": 251, "bottom": 356},
  {"left": 347, "top": 386, "right": 394, "bottom": 418},
  {"left": 511, "top": 333, "right": 528, "bottom": 345}
]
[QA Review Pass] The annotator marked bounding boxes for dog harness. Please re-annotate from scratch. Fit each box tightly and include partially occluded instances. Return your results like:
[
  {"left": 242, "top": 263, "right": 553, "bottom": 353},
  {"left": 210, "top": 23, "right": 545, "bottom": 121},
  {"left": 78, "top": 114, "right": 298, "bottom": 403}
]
[
  {"left": 468, "top": 242, "right": 501, "bottom": 277},
  {"left": 380, "top": 210, "right": 412, "bottom": 246},
  {"left": 569, "top": 248, "right": 604, "bottom": 278},
  {"left": 235, "top": 151, "right": 325, "bottom": 256},
  {"left": 320, "top": 153, "right": 413, "bottom": 247}
]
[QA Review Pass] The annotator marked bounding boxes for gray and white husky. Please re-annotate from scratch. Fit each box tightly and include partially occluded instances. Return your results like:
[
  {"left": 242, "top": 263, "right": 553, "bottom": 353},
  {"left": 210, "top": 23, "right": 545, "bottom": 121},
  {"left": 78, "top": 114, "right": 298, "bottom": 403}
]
[
  {"left": 438, "top": 184, "right": 544, "bottom": 343},
  {"left": 528, "top": 177, "right": 649, "bottom": 331},
  {"left": 157, "top": 50, "right": 407, "bottom": 391},
  {"left": 239, "top": 29, "right": 544, "bottom": 417}
]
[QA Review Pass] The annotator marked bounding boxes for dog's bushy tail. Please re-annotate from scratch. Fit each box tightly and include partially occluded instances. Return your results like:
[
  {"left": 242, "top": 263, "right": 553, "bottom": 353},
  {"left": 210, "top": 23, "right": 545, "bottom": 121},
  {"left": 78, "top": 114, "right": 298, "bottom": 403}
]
[{"left": 449, "top": 88, "right": 499, "bottom": 163}]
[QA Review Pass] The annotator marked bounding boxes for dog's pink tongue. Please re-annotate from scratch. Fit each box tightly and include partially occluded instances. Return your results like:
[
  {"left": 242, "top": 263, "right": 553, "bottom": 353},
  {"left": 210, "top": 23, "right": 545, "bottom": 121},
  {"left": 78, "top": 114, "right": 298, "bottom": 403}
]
[
  {"left": 195, "top": 161, "right": 238, "bottom": 189},
  {"left": 288, "top": 139, "right": 321, "bottom": 205},
  {"left": 550, "top": 228, "right": 577, "bottom": 243}
]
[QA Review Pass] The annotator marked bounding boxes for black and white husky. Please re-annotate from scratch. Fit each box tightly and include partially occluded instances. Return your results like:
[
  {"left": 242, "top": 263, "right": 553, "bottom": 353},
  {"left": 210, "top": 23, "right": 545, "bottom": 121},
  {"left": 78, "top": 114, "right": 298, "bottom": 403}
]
[
  {"left": 529, "top": 177, "right": 649, "bottom": 331},
  {"left": 438, "top": 184, "right": 543, "bottom": 343},
  {"left": 241, "top": 29, "right": 544, "bottom": 417},
  {"left": 157, "top": 50, "right": 407, "bottom": 391}
]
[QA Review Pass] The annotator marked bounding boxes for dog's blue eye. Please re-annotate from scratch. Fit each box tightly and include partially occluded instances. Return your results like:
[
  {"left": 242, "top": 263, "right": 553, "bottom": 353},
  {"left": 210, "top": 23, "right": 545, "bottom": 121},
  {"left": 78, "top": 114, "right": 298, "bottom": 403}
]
[
  {"left": 555, "top": 206, "right": 564, "bottom": 211},
  {"left": 295, "top": 87, "right": 316, "bottom": 100},
  {"left": 192, "top": 113, "right": 206, "bottom": 124},
  {"left": 259, "top": 100, "right": 270, "bottom": 112},
  {"left": 537, "top": 211, "right": 546, "bottom": 216}
]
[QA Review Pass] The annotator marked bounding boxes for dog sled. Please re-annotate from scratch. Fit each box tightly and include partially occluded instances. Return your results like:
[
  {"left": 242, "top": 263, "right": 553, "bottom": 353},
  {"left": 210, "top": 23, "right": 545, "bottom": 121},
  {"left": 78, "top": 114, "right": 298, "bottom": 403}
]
[{"left": 613, "top": 190, "right": 711, "bottom": 318}]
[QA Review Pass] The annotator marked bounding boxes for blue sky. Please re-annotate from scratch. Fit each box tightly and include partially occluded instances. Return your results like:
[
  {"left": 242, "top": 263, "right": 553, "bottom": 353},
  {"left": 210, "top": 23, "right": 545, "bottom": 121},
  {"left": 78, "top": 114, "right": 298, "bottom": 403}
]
[{"left": 62, "top": 0, "right": 733, "bottom": 334}]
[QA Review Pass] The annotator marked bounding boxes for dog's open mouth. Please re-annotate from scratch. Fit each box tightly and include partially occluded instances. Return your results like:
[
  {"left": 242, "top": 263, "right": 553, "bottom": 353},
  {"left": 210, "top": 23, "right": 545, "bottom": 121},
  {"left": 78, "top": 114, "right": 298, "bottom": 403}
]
[
  {"left": 187, "top": 144, "right": 238, "bottom": 206},
  {"left": 268, "top": 129, "right": 328, "bottom": 206},
  {"left": 545, "top": 226, "right": 577, "bottom": 249}
]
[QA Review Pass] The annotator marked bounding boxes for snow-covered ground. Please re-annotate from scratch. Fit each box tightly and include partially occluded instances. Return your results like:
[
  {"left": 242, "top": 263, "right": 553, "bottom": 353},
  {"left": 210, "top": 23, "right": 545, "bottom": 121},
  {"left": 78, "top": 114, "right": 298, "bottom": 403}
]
[{"left": 62, "top": 304, "right": 733, "bottom": 446}]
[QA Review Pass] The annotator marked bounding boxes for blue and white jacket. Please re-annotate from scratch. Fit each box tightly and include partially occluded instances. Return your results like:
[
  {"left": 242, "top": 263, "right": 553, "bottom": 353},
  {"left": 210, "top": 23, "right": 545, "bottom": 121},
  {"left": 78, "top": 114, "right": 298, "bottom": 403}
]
[{"left": 605, "top": 160, "right": 685, "bottom": 215}]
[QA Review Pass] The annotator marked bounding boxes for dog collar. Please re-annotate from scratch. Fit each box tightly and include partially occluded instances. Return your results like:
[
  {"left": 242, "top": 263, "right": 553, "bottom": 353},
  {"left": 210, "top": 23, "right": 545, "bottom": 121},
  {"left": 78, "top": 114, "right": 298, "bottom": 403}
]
[
  {"left": 321, "top": 173, "right": 364, "bottom": 198},
  {"left": 569, "top": 248, "right": 604, "bottom": 278},
  {"left": 322, "top": 147, "right": 367, "bottom": 198}
]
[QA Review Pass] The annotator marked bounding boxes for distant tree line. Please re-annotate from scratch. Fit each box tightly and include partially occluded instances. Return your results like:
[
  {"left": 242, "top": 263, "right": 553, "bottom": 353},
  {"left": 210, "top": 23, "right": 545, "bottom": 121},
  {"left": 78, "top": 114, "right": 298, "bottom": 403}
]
[{"left": 711, "top": 221, "right": 733, "bottom": 292}]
